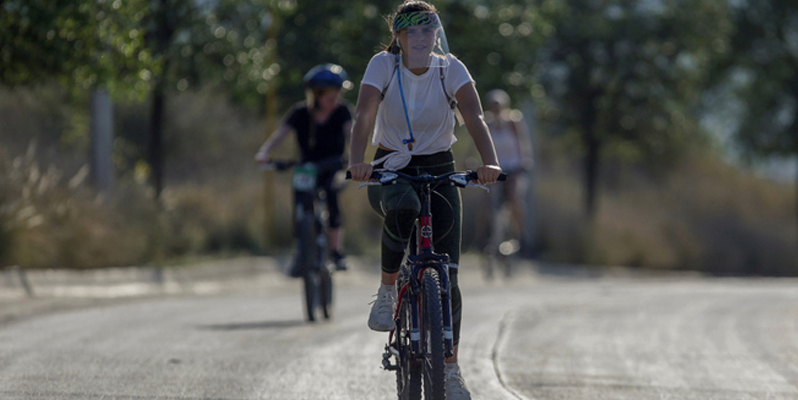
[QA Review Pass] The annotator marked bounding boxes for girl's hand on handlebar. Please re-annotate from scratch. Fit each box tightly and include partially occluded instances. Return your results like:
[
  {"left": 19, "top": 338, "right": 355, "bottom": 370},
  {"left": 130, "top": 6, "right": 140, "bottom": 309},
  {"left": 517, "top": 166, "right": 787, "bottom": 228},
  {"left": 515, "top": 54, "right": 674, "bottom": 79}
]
[
  {"left": 254, "top": 146, "right": 270, "bottom": 164},
  {"left": 476, "top": 165, "right": 502, "bottom": 185},
  {"left": 347, "top": 163, "right": 374, "bottom": 182}
]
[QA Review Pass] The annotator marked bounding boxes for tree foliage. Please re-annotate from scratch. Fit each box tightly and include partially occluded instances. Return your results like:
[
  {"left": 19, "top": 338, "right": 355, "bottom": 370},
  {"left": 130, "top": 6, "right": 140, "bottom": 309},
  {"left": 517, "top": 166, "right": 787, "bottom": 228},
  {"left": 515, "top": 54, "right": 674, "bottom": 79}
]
[
  {"left": 720, "top": 0, "right": 798, "bottom": 239},
  {"left": 0, "top": 0, "right": 791, "bottom": 208},
  {"left": 0, "top": 0, "right": 153, "bottom": 95},
  {"left": 530, "top": 0, "right": 734, "bottom": 215},
  {"left": 724, "top": 0, "right": 798, "bottom": 159}
]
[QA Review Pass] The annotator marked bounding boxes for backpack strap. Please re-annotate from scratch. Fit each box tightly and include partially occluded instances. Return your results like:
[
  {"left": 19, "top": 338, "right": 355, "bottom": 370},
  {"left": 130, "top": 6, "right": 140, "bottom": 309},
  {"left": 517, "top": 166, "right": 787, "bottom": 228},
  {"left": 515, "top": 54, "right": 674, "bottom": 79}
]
[
  {"left": 380, "top": 56, "right": 460, "bottom": 118},
  {"left": 440, "top": 67, "right": 457, "bottom": 110},
  {"left": 379, "top": 55, "right": 400, "bottom": 101}
]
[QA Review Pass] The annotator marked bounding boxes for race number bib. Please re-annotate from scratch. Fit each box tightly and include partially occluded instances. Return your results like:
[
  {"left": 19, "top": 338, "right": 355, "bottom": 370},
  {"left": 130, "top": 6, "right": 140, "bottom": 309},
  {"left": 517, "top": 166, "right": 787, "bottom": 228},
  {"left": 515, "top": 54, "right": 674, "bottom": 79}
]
[{"left": 292, "top": 164, "right": 318, "bottom": 192}]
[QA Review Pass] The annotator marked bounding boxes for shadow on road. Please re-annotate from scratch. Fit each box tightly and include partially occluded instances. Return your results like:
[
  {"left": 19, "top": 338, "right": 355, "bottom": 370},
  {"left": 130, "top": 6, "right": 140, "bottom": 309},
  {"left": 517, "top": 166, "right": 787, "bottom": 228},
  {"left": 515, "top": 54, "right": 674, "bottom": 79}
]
[{"left": 198, "top": 319, "right": 308, "bottom": 331}]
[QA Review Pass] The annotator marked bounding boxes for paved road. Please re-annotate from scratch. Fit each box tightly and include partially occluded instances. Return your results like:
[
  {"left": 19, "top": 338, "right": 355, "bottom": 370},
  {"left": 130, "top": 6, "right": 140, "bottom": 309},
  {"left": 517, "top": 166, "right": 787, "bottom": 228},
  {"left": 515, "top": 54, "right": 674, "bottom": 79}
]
[{"left": 1, "top": 258, "right": 797, "bottom": 399}]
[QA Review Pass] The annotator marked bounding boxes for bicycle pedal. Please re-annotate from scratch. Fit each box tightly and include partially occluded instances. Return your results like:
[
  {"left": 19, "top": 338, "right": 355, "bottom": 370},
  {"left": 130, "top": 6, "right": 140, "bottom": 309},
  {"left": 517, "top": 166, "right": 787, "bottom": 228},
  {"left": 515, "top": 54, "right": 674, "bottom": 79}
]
[
  {"left": 382, "top": 346, "right": 399, "bottom": 371},
  {"left": 381, "top": 353, "right": 398, "bottom": 371},
  {"left": 382, "top": 358, "right": 398, "bottom": 371}
]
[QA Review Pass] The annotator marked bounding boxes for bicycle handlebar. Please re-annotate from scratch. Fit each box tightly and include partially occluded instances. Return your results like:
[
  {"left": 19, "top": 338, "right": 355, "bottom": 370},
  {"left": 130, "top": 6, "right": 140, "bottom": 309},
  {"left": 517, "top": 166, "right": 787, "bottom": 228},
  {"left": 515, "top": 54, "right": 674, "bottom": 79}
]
[
  {"left": 259, "top": 156, "right": 344, "bottom": 173},
  {"left": 258, "top": 160, "right": 298, "bottom": 172},
  {"left": 344, "top": 169, "right": 506, "bottom": 189}
]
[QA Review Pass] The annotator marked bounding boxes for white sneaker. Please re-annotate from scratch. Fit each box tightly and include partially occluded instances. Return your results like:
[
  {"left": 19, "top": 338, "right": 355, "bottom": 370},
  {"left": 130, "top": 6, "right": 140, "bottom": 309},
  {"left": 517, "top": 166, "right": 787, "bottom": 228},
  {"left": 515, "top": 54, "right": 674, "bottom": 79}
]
[
  {"left": 368, "top": 284, "right": 396, "bottom": 331},
  {"left": 446, "top": 364, "right": 472, "bottom": 400}
]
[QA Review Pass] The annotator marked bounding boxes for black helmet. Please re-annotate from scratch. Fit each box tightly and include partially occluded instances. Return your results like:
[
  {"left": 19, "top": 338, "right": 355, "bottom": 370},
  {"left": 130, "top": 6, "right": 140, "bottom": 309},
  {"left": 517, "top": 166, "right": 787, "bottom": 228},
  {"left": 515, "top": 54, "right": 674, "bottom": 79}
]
[{"left": 303, "top": 63, "right": 350, "bottom": 90}]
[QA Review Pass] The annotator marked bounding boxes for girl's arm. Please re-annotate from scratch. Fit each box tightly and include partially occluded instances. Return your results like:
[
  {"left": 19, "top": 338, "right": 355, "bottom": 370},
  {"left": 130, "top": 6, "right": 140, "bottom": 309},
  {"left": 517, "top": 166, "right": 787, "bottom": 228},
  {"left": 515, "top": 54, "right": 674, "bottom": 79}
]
[
  {"left": 455, "top": 82, "right": 502, "bottom": 184},
  {"left": 255, "top": 123, "right": 292, "bottom": 163},
  {"left": 341, "top": 119, "right": 353, "bottom": 164},
  {"left": 347, "top": 84, "right": 382, "bottom": 181}
]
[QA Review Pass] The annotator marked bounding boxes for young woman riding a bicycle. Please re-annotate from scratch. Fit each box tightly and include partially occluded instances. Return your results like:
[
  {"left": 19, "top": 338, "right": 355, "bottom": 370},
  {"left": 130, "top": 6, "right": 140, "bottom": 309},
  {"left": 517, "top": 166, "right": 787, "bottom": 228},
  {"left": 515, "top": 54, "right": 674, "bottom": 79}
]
[
  {"left": 256, "top": 63, "right": 352, "bottom": 272},
  {"left": 347, "top": 2, "right": 501, "bottom": 398},
  {"left": 480, "top": 89, "right": 534, "bottom": 278}
]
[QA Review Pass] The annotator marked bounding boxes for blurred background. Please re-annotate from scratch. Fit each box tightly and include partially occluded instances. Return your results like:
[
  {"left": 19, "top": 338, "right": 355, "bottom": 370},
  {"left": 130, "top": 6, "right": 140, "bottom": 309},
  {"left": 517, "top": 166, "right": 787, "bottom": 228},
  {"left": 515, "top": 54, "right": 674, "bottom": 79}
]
[{"left": 0, "top": 0, "right": 796, "bottom": 275}]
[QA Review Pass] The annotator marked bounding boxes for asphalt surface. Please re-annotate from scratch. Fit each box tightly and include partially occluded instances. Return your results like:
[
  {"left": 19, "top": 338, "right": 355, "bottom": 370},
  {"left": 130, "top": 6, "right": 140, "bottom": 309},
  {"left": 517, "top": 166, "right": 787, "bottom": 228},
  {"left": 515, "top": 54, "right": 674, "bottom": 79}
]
[{"left": 1, "top": 256, "right": 797, "bottom": 399}]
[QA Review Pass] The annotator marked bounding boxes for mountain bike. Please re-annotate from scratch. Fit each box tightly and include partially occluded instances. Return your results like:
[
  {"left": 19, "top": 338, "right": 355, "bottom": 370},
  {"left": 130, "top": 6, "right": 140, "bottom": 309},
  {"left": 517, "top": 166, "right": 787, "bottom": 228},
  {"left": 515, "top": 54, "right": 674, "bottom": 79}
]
[
  {"left": 350, "top": 169, "right": 504, "bottom": 399},
  {"left": 262, "top": 159, "right": 339, "bottom": 322}
]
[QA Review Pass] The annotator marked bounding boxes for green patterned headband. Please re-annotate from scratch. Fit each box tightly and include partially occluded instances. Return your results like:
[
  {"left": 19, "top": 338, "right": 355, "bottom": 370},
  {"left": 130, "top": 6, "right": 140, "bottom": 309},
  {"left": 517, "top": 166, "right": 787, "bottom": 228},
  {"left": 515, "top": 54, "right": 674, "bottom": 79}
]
[{"left": 392, "top": 11, "right": 440, "bottom": 31}]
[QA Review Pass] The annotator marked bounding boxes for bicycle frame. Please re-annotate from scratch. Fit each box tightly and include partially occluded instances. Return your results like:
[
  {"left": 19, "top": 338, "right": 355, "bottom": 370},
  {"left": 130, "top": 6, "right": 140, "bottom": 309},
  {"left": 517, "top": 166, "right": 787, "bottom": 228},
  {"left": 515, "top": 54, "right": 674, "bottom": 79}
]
[
  {"left": 362, "top": 170, "right": 498, "bottom": 363},
  {"left": 395, "top": 177, "right": 455, "bottom": 360},
  {"left": 353, "top": 169, "right": 504, "bottom": 398}
]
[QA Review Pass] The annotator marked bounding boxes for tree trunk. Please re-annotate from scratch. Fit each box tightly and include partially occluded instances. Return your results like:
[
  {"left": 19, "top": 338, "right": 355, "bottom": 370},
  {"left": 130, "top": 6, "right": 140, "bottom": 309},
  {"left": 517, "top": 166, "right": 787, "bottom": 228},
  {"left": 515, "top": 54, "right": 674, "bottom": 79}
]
[
  {"left": 584, "top": 129, "right": 600, "bottom": 219},
  {"left": 148, "top": 0, "right": 174, "bottom": 199},
  {"left": 581, "top": 90, "right": 600, "bottom": 219},
  {"left": 149, "top": 84, "right": 165, "bottom": 198}
]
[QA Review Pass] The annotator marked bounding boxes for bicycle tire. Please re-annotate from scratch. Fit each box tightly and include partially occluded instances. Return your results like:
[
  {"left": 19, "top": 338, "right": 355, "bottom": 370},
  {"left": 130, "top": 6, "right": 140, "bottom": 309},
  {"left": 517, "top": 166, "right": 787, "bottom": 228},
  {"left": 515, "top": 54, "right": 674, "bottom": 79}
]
[
  {"left": 303, "top": 272, "right": 318, "bottom": 322},
  {"left": 297, "top": 214, "right": 318, "bottom": 322},
  {"left": 295, "top": 211, "right": 317, "bottom": 277},
  {"left": 421, "top": 268, "right": 446, "bottom": 400},
  {"left": 319, "top": 267, "right": 333, "bottom": 320},
  {"left": 396, "top": 279, "right": 422, "bottom": 400}
]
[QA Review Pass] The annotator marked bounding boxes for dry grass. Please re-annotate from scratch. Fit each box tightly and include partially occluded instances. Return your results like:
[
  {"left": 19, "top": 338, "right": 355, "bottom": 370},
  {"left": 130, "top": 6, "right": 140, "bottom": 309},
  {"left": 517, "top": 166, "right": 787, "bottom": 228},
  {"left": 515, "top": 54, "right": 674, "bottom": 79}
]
[
  {"left": 1, "top": 86, "right": 796, "bottom": 275},
  {"left": 534, "top": 149, "right": 798, "bottom": 275}
]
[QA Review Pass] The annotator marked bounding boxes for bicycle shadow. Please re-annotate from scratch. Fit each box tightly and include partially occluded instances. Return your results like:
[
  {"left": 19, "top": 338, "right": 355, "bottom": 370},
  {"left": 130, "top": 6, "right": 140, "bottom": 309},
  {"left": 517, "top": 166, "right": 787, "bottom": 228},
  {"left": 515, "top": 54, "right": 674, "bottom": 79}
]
[{"left": 198, "top": 319, "right": 307, "bottom": 331}]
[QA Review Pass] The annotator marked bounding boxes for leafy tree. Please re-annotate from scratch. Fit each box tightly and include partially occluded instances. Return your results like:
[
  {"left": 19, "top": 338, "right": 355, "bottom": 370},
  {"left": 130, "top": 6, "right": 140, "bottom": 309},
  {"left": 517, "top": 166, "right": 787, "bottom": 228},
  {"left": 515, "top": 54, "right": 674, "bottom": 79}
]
[
  {"left": 1, "top": 0, "right": 154, "bottom": 192},
  {"left": 137, "top": 0, "right": 287, "bottom": 197},
  {"left": 721, "top": 0, "right": 798, "bottom": 236},
  {"left": 530, "top": 0, "right": 733, "bottom": 217},
  {"left": 442, "top": 1, "right": 551, "bottom": 102},
  {"left": 271, "top": 0, "right": 397, "bottom": 104},
  {"left": 0, "top": 0, "right": 152, "bottom": 93}
]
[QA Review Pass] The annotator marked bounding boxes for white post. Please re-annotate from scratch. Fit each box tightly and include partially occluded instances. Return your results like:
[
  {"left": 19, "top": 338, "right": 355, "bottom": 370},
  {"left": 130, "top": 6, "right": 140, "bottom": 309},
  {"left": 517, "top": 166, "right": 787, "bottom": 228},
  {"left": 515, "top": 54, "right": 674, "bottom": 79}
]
[{"left": 90, "top": 88, "right": 114, "bottom": 192}]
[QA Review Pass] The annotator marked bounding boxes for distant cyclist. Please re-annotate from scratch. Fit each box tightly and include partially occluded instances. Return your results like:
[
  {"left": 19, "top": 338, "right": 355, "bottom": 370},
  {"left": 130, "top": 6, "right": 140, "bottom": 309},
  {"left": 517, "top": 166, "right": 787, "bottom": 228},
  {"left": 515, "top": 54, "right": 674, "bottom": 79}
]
[
  {"left": 347, "top": 1, "right": 501, "bottom": 398},
  {"left": 255, "top": 64, "right": 352, "bottom": 272},
  {"left": 484, "top": 89, "right": 533, "bottom": 251}
]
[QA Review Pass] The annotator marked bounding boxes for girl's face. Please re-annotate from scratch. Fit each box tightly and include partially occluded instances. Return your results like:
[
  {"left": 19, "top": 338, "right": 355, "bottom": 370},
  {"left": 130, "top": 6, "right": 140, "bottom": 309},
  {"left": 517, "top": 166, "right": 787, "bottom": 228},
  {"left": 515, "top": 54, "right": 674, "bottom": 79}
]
[
  {"left": 315, "top": 89, "right": 341, "bottom": 113},
  {"left": 396, "top": 25, "right": 437, "bottom": 64},
  {"left": 489, "top": 100, "right": 504, "bottom": 115}
]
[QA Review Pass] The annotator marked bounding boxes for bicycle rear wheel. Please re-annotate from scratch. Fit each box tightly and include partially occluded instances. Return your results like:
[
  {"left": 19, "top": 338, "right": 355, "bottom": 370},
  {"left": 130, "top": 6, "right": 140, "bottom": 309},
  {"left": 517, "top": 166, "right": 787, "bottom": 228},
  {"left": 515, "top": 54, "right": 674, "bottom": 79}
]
[
  {"left": 421, "top": 268, "right": 446, "bottom": 400},
  {"left": 396, "top": 280, "right": 422, "bottom": 400}
]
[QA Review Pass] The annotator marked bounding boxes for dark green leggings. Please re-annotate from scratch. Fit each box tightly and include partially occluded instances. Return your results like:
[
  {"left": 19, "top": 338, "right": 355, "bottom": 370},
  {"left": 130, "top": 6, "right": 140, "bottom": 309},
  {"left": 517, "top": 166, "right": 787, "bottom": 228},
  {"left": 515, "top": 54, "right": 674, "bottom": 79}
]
[{"left": 367, "top": 149, "right": 464, "bottom": 345}]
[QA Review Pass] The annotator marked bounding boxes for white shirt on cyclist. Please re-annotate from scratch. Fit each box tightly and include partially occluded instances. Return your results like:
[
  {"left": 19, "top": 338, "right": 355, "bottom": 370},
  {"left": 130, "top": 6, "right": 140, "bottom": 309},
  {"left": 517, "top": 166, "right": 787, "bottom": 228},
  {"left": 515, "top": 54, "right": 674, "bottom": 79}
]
[{"left": 361, "top": 51, "right": 474, "bottom": 171}]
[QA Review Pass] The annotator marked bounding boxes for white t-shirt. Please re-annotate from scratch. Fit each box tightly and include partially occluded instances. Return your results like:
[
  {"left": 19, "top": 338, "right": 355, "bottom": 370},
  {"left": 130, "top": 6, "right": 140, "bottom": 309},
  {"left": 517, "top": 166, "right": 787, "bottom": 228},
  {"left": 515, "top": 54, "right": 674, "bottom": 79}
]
[
  {"left": 490, "top": 121, "right": 522, "bottom": 171},
  {"left": 361, "top": 51, "right": 474, "bottom": 170}
]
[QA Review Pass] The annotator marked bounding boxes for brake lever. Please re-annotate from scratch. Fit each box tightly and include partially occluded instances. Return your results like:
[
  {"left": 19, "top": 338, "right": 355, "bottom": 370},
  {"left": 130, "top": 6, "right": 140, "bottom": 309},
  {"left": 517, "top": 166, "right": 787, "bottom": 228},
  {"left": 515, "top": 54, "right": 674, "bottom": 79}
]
[
  {"left": 355, "top": 171, "right": 397, "bottom": 189},
  {"left": 358, "top": 182, "right": 383, "bottom": 189},
  {"left": 467, "top": 183, "right": 490, "bottom": 192}
]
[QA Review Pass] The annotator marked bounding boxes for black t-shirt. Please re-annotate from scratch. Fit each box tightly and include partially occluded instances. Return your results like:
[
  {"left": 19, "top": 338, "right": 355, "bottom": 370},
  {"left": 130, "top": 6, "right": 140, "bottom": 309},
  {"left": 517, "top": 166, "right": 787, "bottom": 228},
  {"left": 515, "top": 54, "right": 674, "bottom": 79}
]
[{"left": 284, "top": 101, "right": 352, "bottom": 163}]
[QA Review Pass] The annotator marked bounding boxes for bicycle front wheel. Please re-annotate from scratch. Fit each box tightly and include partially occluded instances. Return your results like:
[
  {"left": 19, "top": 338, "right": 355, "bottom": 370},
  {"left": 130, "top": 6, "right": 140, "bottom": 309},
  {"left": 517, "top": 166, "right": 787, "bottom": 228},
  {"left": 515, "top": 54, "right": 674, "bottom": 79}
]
[
  {"left": 295, "top": 211, "right": 317, "bottom": 278},
  {"left": 303, "top": 272, "right": 318, "bottom": 322},
  {"left": 396, "top": 287, "right": 422, "bottom": 400},
  {"left": 421, "top": 268, "right": 446, "bottom": 400},
  {"left": 319, "top": 267, "right": 333, "bottom": 320}
]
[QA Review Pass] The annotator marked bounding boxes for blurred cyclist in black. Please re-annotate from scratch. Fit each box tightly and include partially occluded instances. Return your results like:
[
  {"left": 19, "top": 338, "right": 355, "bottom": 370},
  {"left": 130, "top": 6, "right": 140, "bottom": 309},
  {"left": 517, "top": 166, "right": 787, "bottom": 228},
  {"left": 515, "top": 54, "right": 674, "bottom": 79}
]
[{"left": 255, "top": 64, "right": 352, "bottom": 271}]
